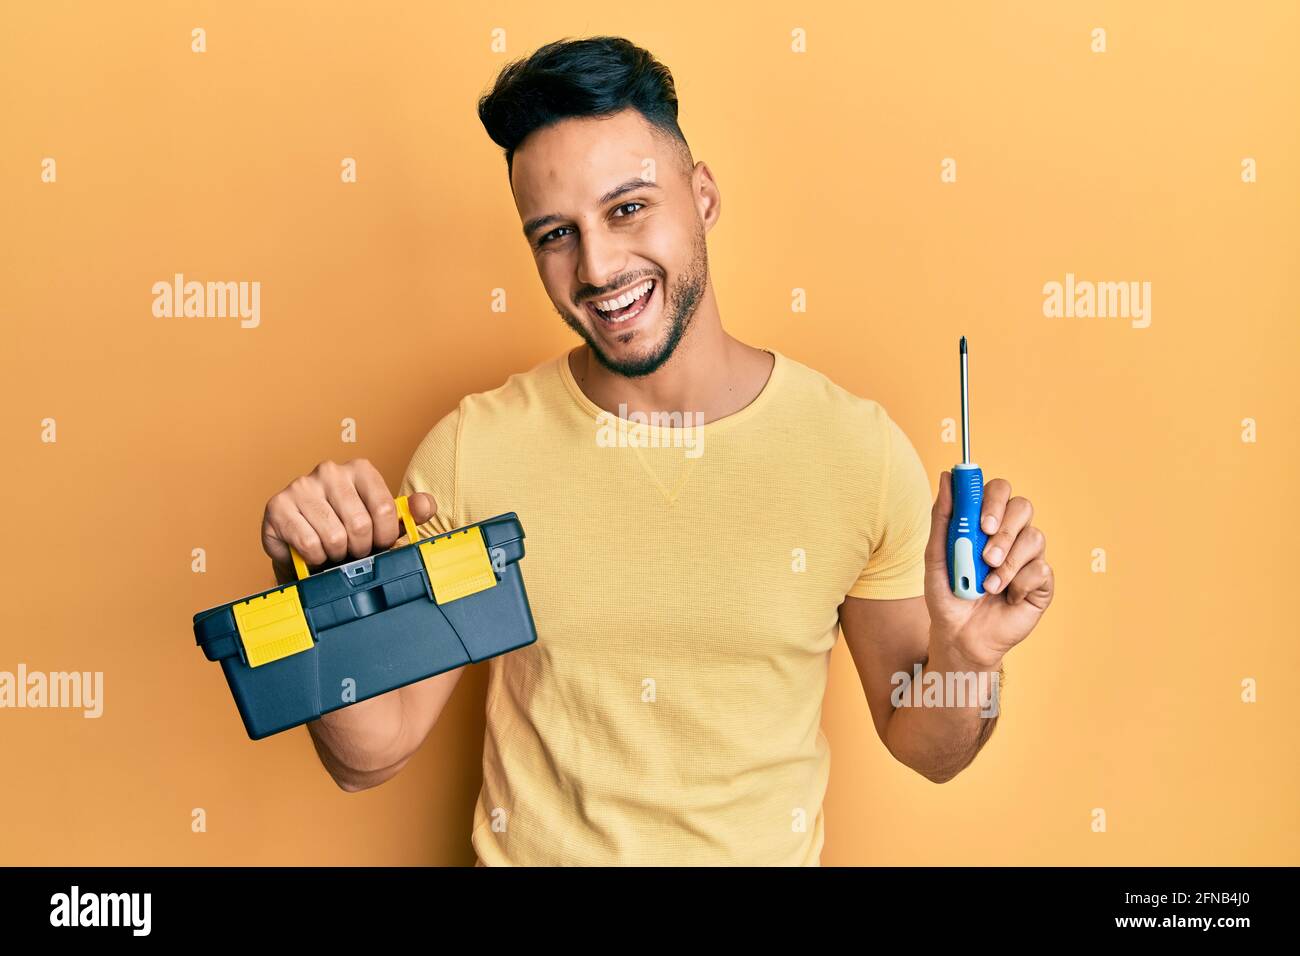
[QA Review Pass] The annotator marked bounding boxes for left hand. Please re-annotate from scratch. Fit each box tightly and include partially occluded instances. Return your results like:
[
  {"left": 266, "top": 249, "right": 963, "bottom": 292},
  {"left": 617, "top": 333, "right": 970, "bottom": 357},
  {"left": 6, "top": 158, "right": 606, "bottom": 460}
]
[{"left": 924, "top": 473, "right": 1054, "bottom": 670}]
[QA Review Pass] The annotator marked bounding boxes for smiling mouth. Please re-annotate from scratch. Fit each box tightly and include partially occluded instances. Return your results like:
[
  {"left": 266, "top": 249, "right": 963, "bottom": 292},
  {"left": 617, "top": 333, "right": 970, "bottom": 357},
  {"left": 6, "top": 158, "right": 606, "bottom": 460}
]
[{"left": 584, "top": 279, "right": 657, "bottom": 327}]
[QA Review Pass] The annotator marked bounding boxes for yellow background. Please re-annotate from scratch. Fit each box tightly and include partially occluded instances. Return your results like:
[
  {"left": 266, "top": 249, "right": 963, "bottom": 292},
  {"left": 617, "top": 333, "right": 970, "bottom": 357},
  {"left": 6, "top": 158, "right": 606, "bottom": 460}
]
[{"left": 1, "top": 1, "right": 1296, "bottom": 865}]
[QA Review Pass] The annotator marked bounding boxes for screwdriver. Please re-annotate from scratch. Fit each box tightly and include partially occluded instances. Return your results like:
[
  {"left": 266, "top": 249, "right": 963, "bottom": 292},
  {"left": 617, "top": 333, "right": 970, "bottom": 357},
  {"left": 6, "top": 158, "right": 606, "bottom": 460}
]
[{"left": 947, "top": 335, "right": 991, "bottom": 599}]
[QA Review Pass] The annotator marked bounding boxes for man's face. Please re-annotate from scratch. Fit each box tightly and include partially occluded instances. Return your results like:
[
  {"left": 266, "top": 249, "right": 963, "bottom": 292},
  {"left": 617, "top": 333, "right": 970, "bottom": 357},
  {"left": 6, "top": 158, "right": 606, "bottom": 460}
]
[{"left": 511, "top": 109, "right": 710, "bottom": 378}]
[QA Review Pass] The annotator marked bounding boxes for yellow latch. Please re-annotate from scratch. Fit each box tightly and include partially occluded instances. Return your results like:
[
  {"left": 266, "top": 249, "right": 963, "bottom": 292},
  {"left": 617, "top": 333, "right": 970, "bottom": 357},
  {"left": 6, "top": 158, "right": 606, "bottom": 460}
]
[
  {"left": 233, "top": 585, "right": 313, "bottom": 668},
  {"left": 236, "top": 518, "right": 317, "bottom": 668},
  {"left": 395, "top": 495, "right": 498, "bottom": 604}
]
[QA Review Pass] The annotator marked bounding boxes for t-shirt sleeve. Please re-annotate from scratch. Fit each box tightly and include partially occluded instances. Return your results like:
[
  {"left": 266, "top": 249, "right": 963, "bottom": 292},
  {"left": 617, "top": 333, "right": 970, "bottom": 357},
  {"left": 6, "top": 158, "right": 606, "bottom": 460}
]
[
  {"left": 395, "top": 403, "right": 463, "bottom": 544},
  {"left": 845, "top": 412, "right": 933, "bottom": 600}
]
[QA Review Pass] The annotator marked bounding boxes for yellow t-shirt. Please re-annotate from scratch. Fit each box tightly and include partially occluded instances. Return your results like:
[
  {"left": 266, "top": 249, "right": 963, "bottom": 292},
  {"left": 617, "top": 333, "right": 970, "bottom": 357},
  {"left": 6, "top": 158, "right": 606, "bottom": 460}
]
[{"left": 397, "top": 348, "right": 933, "bottom": 865}]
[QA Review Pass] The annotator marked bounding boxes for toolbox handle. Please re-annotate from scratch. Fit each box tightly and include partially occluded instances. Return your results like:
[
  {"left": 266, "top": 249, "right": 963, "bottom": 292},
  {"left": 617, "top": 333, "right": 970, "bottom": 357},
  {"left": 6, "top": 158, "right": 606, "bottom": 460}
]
[{"left": 285, "top": 495, "right": 428, "bottom": 581}]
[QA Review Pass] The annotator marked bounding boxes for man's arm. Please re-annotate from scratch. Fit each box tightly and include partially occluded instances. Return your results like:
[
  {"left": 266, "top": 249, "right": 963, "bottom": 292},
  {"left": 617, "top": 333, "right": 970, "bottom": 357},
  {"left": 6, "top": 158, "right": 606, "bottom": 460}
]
[
  {"left": 263, "top": 405, "right": 469, "bottom": 792},
  {"left": 306, "top": 666, "right": 465, "bottom": 792},
  {"left": 839, "top": 594, "right": 1000, "bottom": 784},
  {"left": 839, "top": 409, "right": 1050, "bottom": 783},
  {"left": 260, "top": 463, "right": 468, "bottom": 793}
]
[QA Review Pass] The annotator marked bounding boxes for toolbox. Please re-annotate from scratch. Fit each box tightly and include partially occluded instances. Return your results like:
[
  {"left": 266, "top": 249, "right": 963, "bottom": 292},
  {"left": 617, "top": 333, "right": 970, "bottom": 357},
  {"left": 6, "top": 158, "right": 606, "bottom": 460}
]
[{"left": 193, "top": 496, "right": 537, "bottom": 740}]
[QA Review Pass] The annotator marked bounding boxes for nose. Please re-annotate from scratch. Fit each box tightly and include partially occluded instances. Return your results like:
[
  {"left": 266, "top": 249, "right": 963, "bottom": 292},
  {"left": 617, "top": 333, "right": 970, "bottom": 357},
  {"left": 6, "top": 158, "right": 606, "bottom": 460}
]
[{"left": 576, "top": 227, "right": 629, "bottom": 298}]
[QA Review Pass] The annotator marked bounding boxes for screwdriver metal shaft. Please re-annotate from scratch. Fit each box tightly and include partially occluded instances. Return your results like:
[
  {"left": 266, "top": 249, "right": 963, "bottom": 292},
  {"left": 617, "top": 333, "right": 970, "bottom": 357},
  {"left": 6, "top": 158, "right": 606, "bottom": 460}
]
[
  {"left": 947, "top": 335, "right": 991, "bottom": 599},
  {"left": 960, "top": 335, "right": 970, "bottom": 464}
]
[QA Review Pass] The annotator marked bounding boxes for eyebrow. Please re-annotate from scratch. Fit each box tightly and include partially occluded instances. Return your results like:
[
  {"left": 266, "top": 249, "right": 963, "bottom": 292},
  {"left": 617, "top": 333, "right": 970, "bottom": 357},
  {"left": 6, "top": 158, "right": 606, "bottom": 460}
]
[{"left": 522, "top": 178, "right": 662, "bottom": 240}]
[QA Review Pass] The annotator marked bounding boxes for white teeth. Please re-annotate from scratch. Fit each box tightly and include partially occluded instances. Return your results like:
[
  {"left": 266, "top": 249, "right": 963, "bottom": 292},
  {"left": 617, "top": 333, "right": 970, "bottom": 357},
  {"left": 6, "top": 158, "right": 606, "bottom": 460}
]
[{"left": 594, "top": 280, "right": 653, "bottom": 313}]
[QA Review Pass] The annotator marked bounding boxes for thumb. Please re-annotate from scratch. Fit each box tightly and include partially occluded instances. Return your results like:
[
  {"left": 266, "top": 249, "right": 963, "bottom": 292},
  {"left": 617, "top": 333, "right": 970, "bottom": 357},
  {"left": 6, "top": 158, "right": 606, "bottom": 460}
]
[
  {"left": 923, "top": 470, "right": 952, "bottom": 582},
  {"left": 408, "top": 491, "right": 438, "bottom": 526}
]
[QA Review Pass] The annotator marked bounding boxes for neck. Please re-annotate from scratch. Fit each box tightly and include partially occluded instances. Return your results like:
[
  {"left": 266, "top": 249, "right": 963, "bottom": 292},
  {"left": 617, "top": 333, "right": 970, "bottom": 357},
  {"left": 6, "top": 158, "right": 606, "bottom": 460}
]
[{"left": 568, "top": 286, "right": 774, "bottom": 425}]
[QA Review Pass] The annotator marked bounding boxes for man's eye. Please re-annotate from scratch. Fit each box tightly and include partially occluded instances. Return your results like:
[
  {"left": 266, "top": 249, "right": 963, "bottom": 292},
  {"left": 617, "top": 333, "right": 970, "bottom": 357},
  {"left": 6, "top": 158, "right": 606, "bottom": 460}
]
[{"left": 537, "top": 204, "right": 641, "bottom": 247}]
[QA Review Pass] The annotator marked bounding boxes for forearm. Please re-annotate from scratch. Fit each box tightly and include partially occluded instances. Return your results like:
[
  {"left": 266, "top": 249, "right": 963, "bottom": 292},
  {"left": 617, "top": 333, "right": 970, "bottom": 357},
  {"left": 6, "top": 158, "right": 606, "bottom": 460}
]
[
  {"left": 306, "top": 689, "right": 412, "bottom": 790},
  {"left": 882, "top": 642, "right": 1002, "bottom": 783}
]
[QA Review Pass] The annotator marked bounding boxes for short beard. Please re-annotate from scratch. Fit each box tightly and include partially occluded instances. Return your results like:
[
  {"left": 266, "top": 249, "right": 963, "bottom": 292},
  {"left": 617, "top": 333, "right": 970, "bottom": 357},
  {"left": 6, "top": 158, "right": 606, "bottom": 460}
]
[{"left": 557, "top": 226, "right": 708, "bottom": 379}]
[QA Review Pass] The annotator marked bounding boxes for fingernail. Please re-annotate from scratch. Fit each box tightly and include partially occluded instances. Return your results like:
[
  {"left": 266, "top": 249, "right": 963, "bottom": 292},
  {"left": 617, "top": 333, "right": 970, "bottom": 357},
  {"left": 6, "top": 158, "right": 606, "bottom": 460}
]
[
  {"left": 987, "top": 546, "right": 1004, "bottom": 565},
  {"left": 983, "top": 515, "right": 998, "bottom": 533},
  {"left": 985, "top": 574, "right": 1001, "bottom": 593}
]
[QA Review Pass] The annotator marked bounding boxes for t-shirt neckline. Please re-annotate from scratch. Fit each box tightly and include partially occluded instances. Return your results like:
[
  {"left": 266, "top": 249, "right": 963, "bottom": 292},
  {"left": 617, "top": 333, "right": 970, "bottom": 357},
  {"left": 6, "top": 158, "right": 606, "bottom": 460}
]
[{"left": 557, "top": 347, "right": 785, "bottom": 436}]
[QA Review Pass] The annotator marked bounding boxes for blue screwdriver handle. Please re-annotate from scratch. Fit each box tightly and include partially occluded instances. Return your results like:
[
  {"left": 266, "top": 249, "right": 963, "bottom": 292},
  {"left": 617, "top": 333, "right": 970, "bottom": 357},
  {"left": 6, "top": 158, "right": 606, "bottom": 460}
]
[{"left": 947, "top": 463, "right": 990, "bottom": 599}]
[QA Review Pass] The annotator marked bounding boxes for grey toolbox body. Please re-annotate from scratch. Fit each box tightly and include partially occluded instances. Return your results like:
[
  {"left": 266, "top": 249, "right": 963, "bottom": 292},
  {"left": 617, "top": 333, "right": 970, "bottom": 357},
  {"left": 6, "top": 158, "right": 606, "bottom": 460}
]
[{"left": 193, "top": 501, "right": 536, "bottom": 740}]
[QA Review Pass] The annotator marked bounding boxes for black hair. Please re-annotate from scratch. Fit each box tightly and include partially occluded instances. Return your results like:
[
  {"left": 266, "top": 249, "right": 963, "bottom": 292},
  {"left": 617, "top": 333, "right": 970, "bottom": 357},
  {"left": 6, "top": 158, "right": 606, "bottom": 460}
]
[{"left": 477, "top": 36, "right": 693, "bottom": 182}]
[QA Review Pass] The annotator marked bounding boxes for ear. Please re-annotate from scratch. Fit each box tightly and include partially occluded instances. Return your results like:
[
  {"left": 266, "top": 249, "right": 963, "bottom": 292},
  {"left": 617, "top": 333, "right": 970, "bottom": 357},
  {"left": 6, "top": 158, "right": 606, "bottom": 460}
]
[{"left": 693, "top": 161, "right": 721, "bottom": 233}]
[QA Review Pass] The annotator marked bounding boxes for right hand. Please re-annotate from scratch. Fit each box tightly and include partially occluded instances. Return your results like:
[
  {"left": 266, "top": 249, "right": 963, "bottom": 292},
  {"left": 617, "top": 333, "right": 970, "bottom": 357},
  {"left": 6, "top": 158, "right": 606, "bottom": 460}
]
[{"left": 261, "top": 458, "right": 437, "bottom": 583}]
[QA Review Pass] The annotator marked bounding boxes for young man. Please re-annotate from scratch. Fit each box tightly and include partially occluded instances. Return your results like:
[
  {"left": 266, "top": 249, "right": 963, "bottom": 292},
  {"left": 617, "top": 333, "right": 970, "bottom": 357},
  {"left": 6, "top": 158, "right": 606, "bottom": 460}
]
[{"left": 261, "top": 37, "right": 1054, "bottom": 865}]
